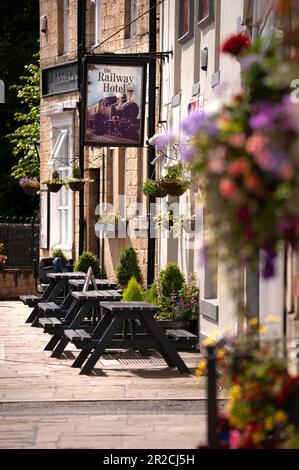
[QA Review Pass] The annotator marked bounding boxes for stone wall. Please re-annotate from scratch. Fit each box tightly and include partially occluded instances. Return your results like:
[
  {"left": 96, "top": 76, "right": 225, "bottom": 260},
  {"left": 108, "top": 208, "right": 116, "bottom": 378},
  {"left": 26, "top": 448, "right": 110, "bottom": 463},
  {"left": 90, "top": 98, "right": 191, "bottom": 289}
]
[{"left": 0, "top": 270, "right": 36, "bottom": 300}]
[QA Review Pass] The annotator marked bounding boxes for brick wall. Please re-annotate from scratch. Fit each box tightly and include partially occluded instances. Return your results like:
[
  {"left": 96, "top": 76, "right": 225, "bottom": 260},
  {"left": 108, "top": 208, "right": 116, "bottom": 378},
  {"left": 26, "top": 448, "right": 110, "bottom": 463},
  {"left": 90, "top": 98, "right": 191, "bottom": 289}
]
[{"left": 0, "top": 270, "right": 36, "bottom": 300}]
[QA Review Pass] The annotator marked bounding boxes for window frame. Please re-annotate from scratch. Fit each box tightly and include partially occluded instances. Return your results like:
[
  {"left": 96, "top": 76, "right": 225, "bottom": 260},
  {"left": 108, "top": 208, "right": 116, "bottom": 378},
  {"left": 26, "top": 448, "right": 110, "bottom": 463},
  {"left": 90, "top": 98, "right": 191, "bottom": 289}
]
[
  {"left": 178, "top": 0, "right": 194, "bottom": 44},
  {"left": 49, "top": 115, "right": 74, "bottom": 251},
  {"left": 197, "top": 0, "right": 215, "bottom": 30}
]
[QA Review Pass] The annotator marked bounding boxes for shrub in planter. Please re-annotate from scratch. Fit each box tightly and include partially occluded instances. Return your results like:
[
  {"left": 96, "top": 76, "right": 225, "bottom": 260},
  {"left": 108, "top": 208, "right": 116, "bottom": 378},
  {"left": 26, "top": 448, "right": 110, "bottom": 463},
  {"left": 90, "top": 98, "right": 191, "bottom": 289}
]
[
  {"left": 159, "top": 262, "right": 185, "bottom": 298},
  {"left": 144, "top": 281, "right": 160, "bottom": 305},
  {"left": 142, "top": 179, "right": 167, "bottom": 198},
  {"left": 43, "top": 171, "right": 64, "bottom": 192},
  {"left": 122, "top": 277, "right": 144, "bottom": 301},
  {"left": 74, "top": 251, "right": 102, "bottom": 278},
  {"left": 51, "top": 248, "right": 68, "bottom": 272},
  {"left": 116, "top": 246, "right": 142, "bottom": 286},
  {"left": 19, "top": 177, "right": 40, "bottom": 196}
]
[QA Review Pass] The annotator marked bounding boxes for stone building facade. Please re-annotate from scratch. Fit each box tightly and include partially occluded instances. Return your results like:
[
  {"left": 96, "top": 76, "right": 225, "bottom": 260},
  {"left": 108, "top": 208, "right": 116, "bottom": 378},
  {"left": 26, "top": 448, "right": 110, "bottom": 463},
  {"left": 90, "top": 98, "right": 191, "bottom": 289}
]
[{"left": 39, "top": 0, "right": 154, "bottom": 282}]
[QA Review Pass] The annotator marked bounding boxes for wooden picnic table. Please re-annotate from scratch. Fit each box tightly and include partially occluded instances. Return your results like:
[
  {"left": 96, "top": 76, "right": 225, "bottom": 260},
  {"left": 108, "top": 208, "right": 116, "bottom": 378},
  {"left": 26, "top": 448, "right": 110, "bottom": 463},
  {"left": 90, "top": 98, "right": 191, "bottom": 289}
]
[
  {"left": 67, "top": 301, "right": 190, "bottom": 375},
  {"left": 68, "top": 279, "right": 118, "bottom": 290},
  {"left": 49, "top": 289, "right": 122, "bottom": 358},
  {"left": 26, "top": 272, "right": 86, "bottom": 325}
]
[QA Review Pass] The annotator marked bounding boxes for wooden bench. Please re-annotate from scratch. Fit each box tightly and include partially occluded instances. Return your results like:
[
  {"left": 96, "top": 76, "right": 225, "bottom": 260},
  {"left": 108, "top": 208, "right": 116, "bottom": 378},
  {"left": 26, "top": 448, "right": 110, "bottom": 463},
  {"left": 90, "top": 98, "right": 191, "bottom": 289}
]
[
  {"left": 20, "top": 295, "right": 41, "bottom": 308},
  {"left": 39, "top": 317, "right": 63, "bottom": 334},
  {"left": 38, "top": 302, "right": 64, "bottom": 314},
  {"left": 65, "top": 329, "right": 93, "bottom": 346},
  {"left": 166, "top": 329, "right": 197, "bottom": 349}
]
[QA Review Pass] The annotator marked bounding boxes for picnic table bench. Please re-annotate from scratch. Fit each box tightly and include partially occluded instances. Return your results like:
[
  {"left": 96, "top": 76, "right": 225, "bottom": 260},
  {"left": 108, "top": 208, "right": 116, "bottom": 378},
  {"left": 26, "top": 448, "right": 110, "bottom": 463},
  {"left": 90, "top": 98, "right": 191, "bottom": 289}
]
[
  {"left": 34, "top": 278, "right": 119, "bottom": 325},
  {"left": 67, "top": 301, "right": 190, "bottom": 375},
  {"left": 42, "top": 289, "right": 122, "bottom": 357},
  {"left": 24, "top": 272, "right": 86, "bottom": 325}
]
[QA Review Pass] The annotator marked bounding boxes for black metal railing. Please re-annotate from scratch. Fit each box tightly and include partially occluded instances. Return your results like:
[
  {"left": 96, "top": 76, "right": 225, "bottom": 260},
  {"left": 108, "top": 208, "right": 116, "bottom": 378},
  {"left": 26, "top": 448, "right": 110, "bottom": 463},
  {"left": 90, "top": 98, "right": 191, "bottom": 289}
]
[{"left": 0, "top": 216, "right": 40, "bottom": 269}]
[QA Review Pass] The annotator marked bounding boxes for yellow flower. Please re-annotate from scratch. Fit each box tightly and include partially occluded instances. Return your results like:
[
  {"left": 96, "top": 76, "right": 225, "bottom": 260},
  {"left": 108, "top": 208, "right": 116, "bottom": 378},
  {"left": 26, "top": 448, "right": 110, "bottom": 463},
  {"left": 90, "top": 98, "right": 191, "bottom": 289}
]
[
  {"left": 229, "top": 384, "right": 241, "bottom": 401},
  {"left": 258, "top": 325, "right": 267, "bottom": 334},
  {"left": 248, "top": 318, "right": 259, "bottom": 327},
  {"left": 252, "top": 431, "right": 264, "bottom": 445},
  {"left": 264, "top": 416, "right": 274, "bottom": 431},
  {"left": 195, "top": 359, "right": 207, "bottom": 376},
  {"left": 216, "top": 348, "right": 226, "bottom": 360},
  {"left": 264, "top": 315, "right": 280, "bottom": 324},
  {"left": 202, "top": 330, "right": 217, "bottom": 347},
  {"left": 228, "top": 415, "right": 244, "bottom": 430},
  {"left": 274, "top": 410, "right": 288, "bottom": 423}
]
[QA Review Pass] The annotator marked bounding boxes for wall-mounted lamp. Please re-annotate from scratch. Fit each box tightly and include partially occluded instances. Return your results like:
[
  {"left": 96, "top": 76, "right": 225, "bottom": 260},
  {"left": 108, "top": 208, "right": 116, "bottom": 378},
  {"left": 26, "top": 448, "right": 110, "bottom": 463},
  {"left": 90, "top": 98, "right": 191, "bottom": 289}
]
[
  {"left": 40, "top": 16, "right": 47, "bottom": 33},
  {"left": 201, "top": 47, "right": 208, "bottom": 71}
]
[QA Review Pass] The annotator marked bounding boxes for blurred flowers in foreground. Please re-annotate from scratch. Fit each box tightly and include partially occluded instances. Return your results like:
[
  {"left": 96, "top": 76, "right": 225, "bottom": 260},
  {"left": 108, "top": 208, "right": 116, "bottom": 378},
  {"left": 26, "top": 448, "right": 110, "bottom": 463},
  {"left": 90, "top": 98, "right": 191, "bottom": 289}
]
[
  {"left": 196, "top": 319, "right": 299, "bottom": 448},
  {"left": 155, "top": 32, "right": 299, "bottom": 279}
]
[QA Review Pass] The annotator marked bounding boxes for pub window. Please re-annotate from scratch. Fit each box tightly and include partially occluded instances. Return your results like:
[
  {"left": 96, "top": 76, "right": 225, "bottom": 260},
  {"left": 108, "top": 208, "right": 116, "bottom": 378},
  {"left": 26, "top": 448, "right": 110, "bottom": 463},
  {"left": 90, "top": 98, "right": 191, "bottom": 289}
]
[
  {"left": 63, "top": 0, "right": 70, "bottom": 54},
  {"left": 124, "top": 0, "right": 137, "bottom": 39},
  {"left": 58, "top": 0, "right": 70, "bottom": 55},
  {"left": 178, "top": 0, "right": 194, "bottom": 44},
  {"left": 89, "top": 0, "right": 102, "bottom": 47},
  {"left": 198, "top": 0, "right": 214, "bottom": 30}
]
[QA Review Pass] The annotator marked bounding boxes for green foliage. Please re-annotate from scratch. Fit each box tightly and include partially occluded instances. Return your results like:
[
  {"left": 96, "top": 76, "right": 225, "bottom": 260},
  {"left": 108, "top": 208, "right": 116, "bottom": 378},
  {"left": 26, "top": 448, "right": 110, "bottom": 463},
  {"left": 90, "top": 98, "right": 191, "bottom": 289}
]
[
  {"left": 74, "top": 251, "right": 102, "bottom": 279},
  {"left": 51, "top": 249, "right": 67, "bottom": 263},
  {"left": 8, "top": 57, "right": 40, "bottom": 179},
  {"left": 159, "top": 262, "right": 185, "bottom": 298},
  {"left": 122, "top": 277, "right": 144, "bottom": 301},
  {"left": 142, "top": 179, "right": 156, "bottom": 196},
  {"left": 116, "top": 246, "right": 142, "bottom": 286},
  {"left": 72, "top": 166, "right": 82, "bottom": 179},
  {"left": 52, "top": 171, "right": 60, "bottom": 180},
  {"left": 144, "top": 281, "right": 160, "bottom": 305}
]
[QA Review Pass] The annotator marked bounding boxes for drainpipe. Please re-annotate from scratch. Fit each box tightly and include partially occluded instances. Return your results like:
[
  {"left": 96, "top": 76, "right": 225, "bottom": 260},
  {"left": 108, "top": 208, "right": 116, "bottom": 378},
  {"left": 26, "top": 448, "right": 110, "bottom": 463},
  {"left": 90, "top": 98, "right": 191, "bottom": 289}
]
[
  {"left": 77, "top": 0, "right": 86, "bottom": 255},
  {"left": 245, "top": 0, "right": 260, "bottom": 322},
  {"left": 146, "top": 0, "right": 157, "bottom": 287}
]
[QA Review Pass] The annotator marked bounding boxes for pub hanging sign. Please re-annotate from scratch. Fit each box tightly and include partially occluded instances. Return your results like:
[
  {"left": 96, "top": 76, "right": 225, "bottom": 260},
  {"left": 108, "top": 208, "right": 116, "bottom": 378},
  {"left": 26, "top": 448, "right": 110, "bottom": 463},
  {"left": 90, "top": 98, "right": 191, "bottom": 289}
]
[{"left": 83, "top": 55, "right": 147, "bottom": 147}]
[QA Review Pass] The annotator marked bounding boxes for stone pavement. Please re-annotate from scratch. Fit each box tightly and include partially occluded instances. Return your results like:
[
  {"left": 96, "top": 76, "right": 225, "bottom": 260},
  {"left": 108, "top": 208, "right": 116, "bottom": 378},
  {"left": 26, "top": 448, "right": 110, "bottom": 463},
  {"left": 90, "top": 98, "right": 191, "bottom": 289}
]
[{"left": 0, "top": 301, "right": 224, "bottom": 448}]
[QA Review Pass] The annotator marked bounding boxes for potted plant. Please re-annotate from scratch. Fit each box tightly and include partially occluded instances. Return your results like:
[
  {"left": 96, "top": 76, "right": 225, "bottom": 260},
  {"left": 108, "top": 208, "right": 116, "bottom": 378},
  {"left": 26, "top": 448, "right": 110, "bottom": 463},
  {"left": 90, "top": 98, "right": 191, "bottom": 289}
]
[
  {"left": 19, "top": 177, "right": 40, "bottom": 196},
  {"left": 43, "top": 171, "right": 64, "bottom": 193},
  {"left": 145, "top": 266, "right": 199, "bottom": 335},
  {"left": 0, "top": 242, "right": 7, "bottom": 270},
  {"left": 65, "top": 166, "right": 93, "bottom": 191},
  {"left": 160, "top": 163, "right": 190, "bottom": 197},
  {"left": 142, "top": 178, "right": 168, "bottom": 198},
  {"left": 116, "top": 246, "right": 142, "bottom": 287},
  {"left": 74, "top": 250, "right": 103, "bottom": 278},
  {"left": 51, "top": 248, "right": 68, "bottom": 272}
]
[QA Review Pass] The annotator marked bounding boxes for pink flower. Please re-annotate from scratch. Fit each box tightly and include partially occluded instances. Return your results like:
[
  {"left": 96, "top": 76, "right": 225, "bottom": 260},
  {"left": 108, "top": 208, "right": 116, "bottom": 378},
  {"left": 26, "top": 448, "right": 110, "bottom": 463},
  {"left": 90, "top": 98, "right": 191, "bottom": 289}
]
[
  {"left": 219, "top": 178, "right": 238, "bottom": 200},
  {"left": 236, "top": 206, "right": 251, "bottom": 223},
  {"left": 279, "top": 162, "right": 294, "bottom": 181},
  {"left": 228, "top": 133, "right": 246, "bottom": 148},
  {"left": 246, "top": 134, "right": 268, "bottom": 155},
  {"left": 208, "top": 146, "right": 227, "bottom": 174},
  {"left": 227, "top": 157, "right": 250, "bottom": 177},
  {"left": 229, "top": 430, "right": 241, "bottom": 449}
]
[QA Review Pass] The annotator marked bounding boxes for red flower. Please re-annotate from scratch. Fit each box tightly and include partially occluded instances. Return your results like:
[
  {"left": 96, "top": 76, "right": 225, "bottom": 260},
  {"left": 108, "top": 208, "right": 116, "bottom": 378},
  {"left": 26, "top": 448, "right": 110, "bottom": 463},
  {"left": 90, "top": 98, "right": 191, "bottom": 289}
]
[{"left": 221, "top": 34, "right": 251, "bottom": 56}]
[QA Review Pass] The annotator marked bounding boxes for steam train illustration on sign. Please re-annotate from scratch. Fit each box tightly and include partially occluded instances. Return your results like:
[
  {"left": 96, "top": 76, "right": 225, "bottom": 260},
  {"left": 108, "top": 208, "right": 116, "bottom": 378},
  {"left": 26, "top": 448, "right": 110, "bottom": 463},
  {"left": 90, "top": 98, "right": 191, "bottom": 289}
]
[{"left": 87, "top": 92, "right": 141, "bottom": 142}]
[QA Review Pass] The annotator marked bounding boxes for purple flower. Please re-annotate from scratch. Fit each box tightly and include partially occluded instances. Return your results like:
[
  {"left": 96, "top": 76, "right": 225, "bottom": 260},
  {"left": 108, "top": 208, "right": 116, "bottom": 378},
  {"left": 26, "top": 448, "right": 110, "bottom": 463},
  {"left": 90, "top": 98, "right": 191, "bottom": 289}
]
[
  {"left": 249, "top": 103, "right": 275, "bottom": 130},
  {"left": 180, "top": 111, "right": 206, "bottom": 136},
  {"left": 181, "top": 147, "right": 195, "bottom": 163},
  {"left": 155, "top": 131, "right": 174, "bottom": 151},
  {"left": 262, "top": 260, "right": 275, "bottom": 279},
  {"left": 239, "top": 54, "right": 261, "bottom": 71}
]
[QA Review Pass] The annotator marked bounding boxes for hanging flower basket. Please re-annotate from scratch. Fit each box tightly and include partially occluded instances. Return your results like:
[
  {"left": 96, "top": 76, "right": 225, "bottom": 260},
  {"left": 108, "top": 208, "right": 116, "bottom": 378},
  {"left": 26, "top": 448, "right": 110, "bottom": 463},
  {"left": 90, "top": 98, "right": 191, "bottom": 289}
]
[
  {"left": 19, "top": 177, "right": 40, "bottom": 196},
  {"left": 161, "top": 179, "right": 190, "bottom": 196},
  {"left": 68, "top": 180, "right": 85, "bottom": 192},
  {"left": 142, "top": 179, "right": 168, "bottom": 198},
  {"left": 46, "top": 182, "right": 63, "bottom": 193}
]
